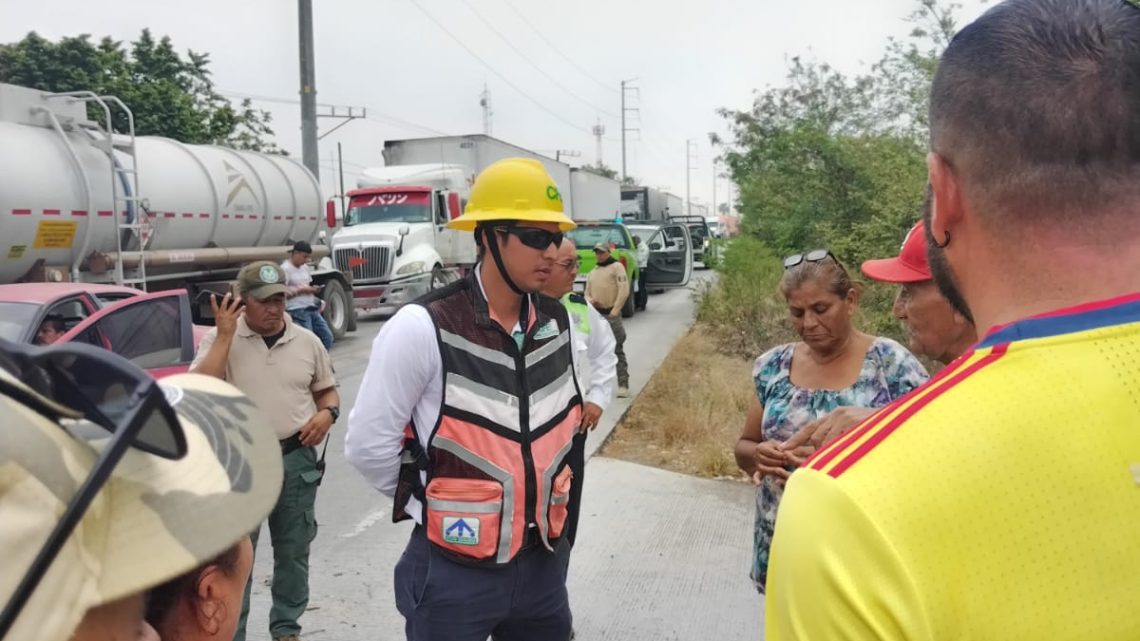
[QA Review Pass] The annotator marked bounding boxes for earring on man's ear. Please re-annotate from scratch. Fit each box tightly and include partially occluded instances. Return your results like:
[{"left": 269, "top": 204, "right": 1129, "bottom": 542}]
[{"left": 933, "top": 230, "right": 951, "bottom": 249}]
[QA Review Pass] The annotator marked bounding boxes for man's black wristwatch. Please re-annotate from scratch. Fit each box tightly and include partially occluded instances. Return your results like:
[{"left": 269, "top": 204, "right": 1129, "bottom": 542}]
[{"left": 322, "top": 405, "right": 340, "bottom": 423}]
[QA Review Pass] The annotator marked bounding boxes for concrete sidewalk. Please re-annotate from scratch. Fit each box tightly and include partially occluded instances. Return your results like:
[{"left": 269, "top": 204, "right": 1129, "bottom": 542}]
[{"left": 567, "top": 457, "right": 761, "bottom": 640}]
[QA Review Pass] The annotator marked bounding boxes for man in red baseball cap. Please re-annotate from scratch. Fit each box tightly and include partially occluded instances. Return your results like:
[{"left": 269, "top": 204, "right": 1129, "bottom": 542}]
[
  {"left": 861, "top": 220, "right": 976, "bottom": 365},
  {"left": 782, "top": 219, "right": 977, "bottom": 453}
]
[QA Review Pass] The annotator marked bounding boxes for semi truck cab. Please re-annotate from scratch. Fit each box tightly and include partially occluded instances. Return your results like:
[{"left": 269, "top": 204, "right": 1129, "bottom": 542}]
[{"left": 328, "top": 164, "right": 475, "bottom": 314}]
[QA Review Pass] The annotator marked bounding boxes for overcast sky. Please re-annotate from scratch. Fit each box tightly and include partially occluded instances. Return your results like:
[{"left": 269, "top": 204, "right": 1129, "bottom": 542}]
[{"left": 1, "top": 0, "right": 988, "bottom": 211}]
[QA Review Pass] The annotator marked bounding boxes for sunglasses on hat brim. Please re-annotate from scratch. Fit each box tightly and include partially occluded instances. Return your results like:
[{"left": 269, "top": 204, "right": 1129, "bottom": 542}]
[
  {"left": 494, "top": 225, "right": 564, "bottom": 250},
  {"left": 0, "top": 339, "right": 185, "bottom": 638},
  {"left": 783, "top": 248, "right": 838, "bottom": 270}
]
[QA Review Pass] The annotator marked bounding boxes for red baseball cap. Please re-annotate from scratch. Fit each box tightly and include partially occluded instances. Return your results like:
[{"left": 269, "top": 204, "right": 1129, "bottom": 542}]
[{"left": 860, "top": 221, "right": 932, "bottom": 283}]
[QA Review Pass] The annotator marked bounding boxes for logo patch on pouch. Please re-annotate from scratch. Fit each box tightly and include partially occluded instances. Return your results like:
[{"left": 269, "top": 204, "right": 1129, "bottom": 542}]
[
  {"left": 443, "top": 517, "right": 480, "bottom": 545},
  {"left": 534, "top": 320, "right": 559, "bottom": 341}
]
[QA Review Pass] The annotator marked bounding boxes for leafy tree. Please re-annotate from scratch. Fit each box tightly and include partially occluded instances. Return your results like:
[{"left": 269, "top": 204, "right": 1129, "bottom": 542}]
[
  {"left": 0, "top": 30, "right": 281, "bottom": 152},
  {"left": 714, "top": 0, "right": 967, "bottom": 265}
]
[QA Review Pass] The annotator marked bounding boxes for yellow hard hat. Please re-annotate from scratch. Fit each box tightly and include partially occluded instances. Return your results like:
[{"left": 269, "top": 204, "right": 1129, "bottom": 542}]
[{"left": 449, "top": 158, "right": 577, "bottom": 232}]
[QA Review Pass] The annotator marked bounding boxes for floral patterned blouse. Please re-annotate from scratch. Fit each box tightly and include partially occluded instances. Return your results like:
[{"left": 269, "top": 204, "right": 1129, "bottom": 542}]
[{"left": 749, "top": 337, "right": 929, "bottom": 593}]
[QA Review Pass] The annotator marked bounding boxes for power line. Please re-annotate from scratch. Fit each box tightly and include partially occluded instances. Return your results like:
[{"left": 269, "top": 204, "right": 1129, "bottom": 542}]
[
  {"left": 406, "top": 0, "right": 595, "bottom": 136},
  {"left": 500, "top": 0, "right": 619, "bottom": 96},
  {"left": 458, "top": 0, "right": 617, "bottom": 119},
  {"left": 219, "top": 90, "right": 452, "bottom": 137}
]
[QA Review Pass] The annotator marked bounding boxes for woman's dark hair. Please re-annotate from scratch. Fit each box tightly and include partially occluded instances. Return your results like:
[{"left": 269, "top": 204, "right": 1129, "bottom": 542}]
[
  {"left": 145, "top": 542, "right": 244, "bottom": 635},
  {"left": 778, "top": 254, "right": 860, "bottom": 300}
]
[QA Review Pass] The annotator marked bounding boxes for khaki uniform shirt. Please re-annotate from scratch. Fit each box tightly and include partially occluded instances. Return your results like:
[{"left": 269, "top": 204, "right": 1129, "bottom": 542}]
[
  {"left": 191, "top": 315, "right": 335, "bottom": 439},
  {"left": 585, "top": 261, "right": 629, "bottom": 312}
]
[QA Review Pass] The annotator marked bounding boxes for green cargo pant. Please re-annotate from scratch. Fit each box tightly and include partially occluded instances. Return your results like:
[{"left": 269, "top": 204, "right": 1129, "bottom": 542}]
[
  {"left": 234, "top": 445, "right": 321, "bottom": 641},
  {"left": 606, "top": 314, "right": 629, "bottom": 387}
]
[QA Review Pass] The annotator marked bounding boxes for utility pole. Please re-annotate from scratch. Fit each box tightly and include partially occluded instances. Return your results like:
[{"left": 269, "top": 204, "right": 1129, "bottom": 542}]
[
  {"left": 686, "top": 139, "right": 698, "bottom": 216},
  {"left": 712, "top": 157, "right": 717, "bottom": 220},
  {"left": 621, "top": 79, "right": 639, "bottom": 183},
  {"left": 337, "top": 142, "right": 346, "bottom": 216},
  {"left": 555, "top": 150, "right": 581, "bottom": 163},
  {"left": 298, "top": 0, "right": 319, "bottom": 180},
  {"left": 592, "top": 117, "right": 606, "bottom": 166},
  {"left": 480, "top": 84, "right": 493, "bottom": 136}
]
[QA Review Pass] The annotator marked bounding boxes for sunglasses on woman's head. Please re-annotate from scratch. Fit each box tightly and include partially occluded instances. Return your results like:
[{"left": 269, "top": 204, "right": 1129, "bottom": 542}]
[
  {"left": 783, "top": 249, "right": 837, "bottom": 270},
  {"left": 0, "top": 339, "right": 186, "bottom": 639},
  {"left": 496, "top": 226, "right": 564, "bottom": 250}
]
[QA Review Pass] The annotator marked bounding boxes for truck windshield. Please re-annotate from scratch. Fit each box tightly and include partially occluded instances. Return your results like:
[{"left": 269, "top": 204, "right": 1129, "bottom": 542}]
[
  {"left": 566, "top": 225, "right": 629, "bottom": 250},
  {"left": 345, "top": 192, "right": 432, "bottom": 226},
  {"left": 0, "top": 302, "right": 39, "bottom": 341}
]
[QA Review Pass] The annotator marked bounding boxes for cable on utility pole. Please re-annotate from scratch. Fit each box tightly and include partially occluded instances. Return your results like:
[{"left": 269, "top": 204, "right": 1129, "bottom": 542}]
[
  {"left": 298, "top": 0, "right": 319, "bottom": 180},
  {"left": 480, "top": 84, "right": 493, "bottom": 136},
  {"left": 686, "top": 139, "right": 698, "bottom": 216},
  {"left": 621, "top": 79, "right": 640, "bottom": 183}
]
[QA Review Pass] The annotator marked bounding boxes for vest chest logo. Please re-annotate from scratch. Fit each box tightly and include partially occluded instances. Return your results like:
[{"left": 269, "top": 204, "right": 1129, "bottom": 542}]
[
  {"left": 443, "top": 517, "right": 480, "bottom": 545},
  {"left": 533, "top": 319, "right": 560, "bottom": 341}
]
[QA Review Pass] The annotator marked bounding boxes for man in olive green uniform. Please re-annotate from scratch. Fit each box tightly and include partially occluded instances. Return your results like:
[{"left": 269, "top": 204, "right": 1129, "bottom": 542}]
[{"left": 191, "top": 261, "right": 340, "bottom": 641}]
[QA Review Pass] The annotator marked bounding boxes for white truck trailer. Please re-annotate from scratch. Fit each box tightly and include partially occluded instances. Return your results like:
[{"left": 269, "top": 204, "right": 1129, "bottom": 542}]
[
  {"left": 0, "top": 83, "right": 356, "bottom": 336},
  {"left": 568, "top": 168, "right": 620, "bottom": 222},
  {"left": 328, "top": 135, "right": 576, "bottom": 314}
]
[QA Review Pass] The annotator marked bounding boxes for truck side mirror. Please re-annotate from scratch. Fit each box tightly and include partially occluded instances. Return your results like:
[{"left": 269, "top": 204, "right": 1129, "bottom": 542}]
[
  {"left": 649, "top": 242, "right": 663, "bottom": 251},
  {"left": 325, "top": 200, "right": 337, "bottom": 229},
  {"left": 397, "top": 224, "right": 410, "bottom": 257}
]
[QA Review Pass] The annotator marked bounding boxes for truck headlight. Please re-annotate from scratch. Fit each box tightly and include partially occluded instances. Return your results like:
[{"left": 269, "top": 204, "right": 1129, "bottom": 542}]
[{"left": 396, "top": 261, "right": 427, "bottom": 276}]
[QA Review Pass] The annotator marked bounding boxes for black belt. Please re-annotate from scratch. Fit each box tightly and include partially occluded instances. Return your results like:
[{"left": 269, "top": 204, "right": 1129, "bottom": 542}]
[
  {"left": 280, "top": 433, "right": 304, "bottom": 456},
  {"left": 595, "top": 306, "right": 613, "bottom": 316}
]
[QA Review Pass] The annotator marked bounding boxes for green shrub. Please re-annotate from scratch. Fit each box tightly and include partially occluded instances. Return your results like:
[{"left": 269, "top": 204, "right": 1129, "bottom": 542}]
[{"left": 698, "top": 235, "right": 907, "bottom": 360}]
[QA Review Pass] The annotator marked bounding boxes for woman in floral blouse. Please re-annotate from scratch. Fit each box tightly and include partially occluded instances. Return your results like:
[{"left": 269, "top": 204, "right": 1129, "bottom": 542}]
[{"left": 734, "top": 250, "right": 929, "bottom": 593}]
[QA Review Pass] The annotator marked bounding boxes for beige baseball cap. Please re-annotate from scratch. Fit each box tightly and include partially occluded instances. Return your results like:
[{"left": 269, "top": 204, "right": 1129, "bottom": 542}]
[{"left": 0, "top": 368, "right": 283, "bottom": 641}]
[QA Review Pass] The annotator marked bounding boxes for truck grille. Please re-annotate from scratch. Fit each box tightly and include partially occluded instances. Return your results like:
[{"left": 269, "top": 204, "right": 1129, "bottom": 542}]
[{"left": 334, "top": 246, "right": 391, "bottom": 282}]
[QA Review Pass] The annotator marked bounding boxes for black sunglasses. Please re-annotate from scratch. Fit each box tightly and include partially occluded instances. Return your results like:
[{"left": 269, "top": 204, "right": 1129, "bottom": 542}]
[
  {"left": 496, "top": 226, "right": 564, "bottom": 250},
  {"left": 783, "top": 248, "right": 838, "bottom": 270},
  {"left": 0, "top": 339, "right": 186, "bottom": 639}
]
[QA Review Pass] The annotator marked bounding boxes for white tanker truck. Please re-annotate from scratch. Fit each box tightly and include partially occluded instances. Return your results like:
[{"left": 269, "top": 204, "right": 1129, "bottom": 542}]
[{"left": 0, "top": 83, "right": 355, "bottom": 337}]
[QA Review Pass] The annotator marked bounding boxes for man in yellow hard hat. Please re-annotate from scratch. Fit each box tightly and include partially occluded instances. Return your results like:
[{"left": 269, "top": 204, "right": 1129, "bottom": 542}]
[{"left": 345, "top": 158, "right": 583, "bottom": 641}]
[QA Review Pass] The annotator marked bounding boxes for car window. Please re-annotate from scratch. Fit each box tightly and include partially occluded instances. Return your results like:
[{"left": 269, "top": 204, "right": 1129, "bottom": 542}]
[
  {"left": 45, "top": 298, "right": 91, "bottom": 333},
  {"left": 566, "top": 225, "right": 631, "bottom": 250},
  {"left": 0, "top": 302, "right": 39, "bottom": 341},
  {"left": 70, "top": 296, "right": 187, "bottom": 369},
  {"left": 93, "top": 292, "right": 137, "bottom": 307}
]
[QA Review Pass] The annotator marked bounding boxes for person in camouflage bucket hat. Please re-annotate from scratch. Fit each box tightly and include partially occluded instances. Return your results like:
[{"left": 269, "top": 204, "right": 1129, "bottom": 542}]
[{"left": 0, "top": 338, "right": 283, "bottom": 641}]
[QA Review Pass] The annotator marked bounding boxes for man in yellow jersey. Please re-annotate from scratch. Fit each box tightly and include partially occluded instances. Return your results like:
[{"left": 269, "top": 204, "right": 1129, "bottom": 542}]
[{"left": 766, "top": 1, "right": 1140, "bottom": 639}]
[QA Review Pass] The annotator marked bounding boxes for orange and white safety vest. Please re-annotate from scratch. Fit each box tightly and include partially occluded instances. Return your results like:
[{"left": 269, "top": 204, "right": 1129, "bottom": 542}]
[{"left": 393, "top": 274, "right": 583, "bottom": 565}]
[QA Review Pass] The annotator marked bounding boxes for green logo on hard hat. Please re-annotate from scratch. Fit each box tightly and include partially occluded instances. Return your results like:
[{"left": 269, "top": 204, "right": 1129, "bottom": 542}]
[
  {"left": 546, "top": 186, "right": 562, "bottom": 202},
  {"left": 259, "top": 265, "right": 280, "bottom": 283}
]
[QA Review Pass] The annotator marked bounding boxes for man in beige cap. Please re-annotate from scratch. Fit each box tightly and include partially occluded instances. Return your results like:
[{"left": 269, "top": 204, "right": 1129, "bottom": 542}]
[
  {"left": 0, "top": 338, "right": 282, "bottom": 641},
  {"left": 585, "top": 242, "right": 630, "bottom": 397},
  {"left": 192, "top": 260, "right": 339, "bottom": 641}
]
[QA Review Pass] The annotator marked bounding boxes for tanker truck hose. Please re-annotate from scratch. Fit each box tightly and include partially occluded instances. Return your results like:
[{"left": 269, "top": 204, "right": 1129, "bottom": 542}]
[{"left": 478, "top": 225, "right": 531, "bottom": 333}]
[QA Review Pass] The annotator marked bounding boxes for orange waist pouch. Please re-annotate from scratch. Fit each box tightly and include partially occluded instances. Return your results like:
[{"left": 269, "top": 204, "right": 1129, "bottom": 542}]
[{"left": 425, "top": 478, "right": 504, "bottom": 560}]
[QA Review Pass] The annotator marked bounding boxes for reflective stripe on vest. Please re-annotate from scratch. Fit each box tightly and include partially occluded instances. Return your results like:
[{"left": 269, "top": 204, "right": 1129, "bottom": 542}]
[
  {"left": 561, "top": 293, "right": 592, "bottom": 336},
  {"left": 416, "top": 280, "right": 582, "bottom": 565}
]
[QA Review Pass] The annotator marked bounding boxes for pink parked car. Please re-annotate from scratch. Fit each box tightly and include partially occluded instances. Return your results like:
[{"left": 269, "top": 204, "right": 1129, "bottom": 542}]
[{"left": 0, "top": 283, "right": 206, "bottom": 379}]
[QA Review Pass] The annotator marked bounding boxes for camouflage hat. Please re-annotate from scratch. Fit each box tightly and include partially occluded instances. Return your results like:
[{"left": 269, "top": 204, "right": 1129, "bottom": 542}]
[
  {"left": 237, "top": 261, "right": 288, "bottom": 300},
  {"left": 0, "top": 368, "right": 283, "bottom": 641}
]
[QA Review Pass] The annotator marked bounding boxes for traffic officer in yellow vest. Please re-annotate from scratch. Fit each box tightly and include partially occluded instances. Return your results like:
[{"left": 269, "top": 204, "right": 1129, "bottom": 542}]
[
  {"left": 345, "top": 158, "right": 583, "bottom": 641},
  {"left": 540, "top": 237, "right": 616, "bottom": 549}
]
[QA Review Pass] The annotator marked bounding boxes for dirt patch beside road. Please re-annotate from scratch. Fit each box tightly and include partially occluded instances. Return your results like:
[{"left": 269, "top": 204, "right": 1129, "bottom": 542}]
[{"left": 601, "top": 325, "right": 753, "bottom": 479}]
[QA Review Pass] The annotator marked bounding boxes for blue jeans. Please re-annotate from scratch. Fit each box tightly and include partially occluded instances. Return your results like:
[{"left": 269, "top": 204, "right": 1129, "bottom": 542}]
[{"left": 288, "top": 306, "right": 334, "bottom": 350}]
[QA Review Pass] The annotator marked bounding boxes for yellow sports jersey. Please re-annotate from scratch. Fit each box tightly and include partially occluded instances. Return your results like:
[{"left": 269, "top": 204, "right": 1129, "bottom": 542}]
[{"left": 765, "top": 294, "right": 1140, "bottom": 641}]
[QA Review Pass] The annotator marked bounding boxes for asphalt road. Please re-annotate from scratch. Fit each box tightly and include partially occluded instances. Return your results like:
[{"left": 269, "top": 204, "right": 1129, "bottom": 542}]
[{"left": 244, "top": 270, "right": 731, "bottom": 640}]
